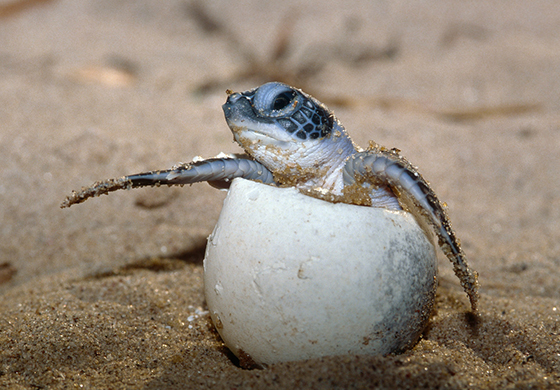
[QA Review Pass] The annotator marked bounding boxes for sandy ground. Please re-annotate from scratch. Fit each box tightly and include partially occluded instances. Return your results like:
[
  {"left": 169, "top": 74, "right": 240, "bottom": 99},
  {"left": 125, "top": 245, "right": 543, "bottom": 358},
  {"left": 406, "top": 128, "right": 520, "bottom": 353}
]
[{"left": 1, "top": 0, "right": 560, "bottom": 388}]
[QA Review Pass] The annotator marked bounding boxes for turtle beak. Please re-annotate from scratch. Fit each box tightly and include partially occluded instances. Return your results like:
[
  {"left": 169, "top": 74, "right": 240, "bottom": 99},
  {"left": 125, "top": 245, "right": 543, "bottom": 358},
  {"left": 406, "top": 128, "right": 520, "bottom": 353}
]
[
  {"left": 223, "top": 91, "right": 241, "bottom": 106},
  {"left": 222, "top": 92, "right": 254, "bottom": 124},
  {"left": 222, "top": 91, "right": 240, "bottom": 119}
]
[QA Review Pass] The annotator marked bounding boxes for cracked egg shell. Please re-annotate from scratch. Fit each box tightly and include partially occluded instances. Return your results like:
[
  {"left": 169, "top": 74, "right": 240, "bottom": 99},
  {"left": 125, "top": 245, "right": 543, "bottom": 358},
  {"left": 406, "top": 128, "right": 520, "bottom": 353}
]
[{"left": 204, "top": 178, "right": 437, "bottom": 366}]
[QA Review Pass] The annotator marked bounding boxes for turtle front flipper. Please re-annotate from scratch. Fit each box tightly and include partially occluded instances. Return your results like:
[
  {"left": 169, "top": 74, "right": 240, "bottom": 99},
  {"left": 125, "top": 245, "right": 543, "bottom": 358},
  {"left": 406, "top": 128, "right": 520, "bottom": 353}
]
[
  {"left": 343, "top": 144, "right": 479, "bottom": 313},
  {"left": 61, "top": 157, "right": 276, "bottom": 208}
]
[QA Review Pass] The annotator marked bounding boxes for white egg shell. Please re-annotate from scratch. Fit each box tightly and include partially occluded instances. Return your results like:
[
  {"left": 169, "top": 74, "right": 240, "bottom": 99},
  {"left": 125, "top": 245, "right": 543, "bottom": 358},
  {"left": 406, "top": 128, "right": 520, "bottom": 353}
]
[{"left": 204, "top": 178, "right": 437, "bottom": 365}]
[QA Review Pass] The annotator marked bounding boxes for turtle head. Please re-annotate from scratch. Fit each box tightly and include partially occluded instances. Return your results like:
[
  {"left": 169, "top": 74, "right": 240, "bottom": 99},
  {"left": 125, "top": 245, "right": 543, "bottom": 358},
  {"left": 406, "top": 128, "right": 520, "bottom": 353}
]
[{"left": 222, "top": 82, "right": 356, "bottom": 189}]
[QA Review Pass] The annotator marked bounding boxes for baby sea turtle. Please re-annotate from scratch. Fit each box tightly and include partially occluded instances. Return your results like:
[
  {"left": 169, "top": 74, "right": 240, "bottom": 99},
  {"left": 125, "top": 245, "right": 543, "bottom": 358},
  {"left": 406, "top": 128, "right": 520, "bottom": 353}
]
[{"left": 62, "top": 82, "right": 479, "bottom": 312}]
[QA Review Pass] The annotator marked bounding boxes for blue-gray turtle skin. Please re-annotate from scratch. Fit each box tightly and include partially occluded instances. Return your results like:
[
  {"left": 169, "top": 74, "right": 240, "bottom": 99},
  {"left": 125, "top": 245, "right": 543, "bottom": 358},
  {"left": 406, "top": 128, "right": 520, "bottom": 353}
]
[{"left": 62, "top": 82, "right": 479, "bottom": 312}]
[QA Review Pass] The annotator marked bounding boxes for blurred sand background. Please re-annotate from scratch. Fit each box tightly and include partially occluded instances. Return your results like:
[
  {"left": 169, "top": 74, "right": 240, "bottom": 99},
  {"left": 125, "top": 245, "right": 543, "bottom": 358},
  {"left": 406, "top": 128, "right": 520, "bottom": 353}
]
[{"left": 1, "top": 0, "right": 560, "bottom": 388}]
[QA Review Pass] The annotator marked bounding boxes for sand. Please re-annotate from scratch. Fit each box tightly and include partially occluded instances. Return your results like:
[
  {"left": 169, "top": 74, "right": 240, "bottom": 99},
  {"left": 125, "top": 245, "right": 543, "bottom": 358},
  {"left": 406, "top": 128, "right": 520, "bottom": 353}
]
[{"left": 1, "top": 0, "right": 559, "bottom": 388}]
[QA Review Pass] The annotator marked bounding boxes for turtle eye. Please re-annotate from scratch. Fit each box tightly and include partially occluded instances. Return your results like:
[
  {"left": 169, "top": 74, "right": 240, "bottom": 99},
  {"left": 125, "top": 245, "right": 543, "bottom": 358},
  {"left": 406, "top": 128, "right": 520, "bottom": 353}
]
[
  {"left": 272, "top": 91, "right": 296, "bottom": 111},
  {"left": 252, "top": 82, "right": 301, "bottom": 118}
]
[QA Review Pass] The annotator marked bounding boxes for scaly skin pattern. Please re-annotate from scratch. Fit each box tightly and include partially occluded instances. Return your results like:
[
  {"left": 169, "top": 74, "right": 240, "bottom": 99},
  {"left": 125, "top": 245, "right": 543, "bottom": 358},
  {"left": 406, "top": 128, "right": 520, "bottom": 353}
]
[
  {"left": 60, "top": 157, "right": 275, "bottom": 207},
  {"left": 343, "top": 143, "right": 479, "bottom": 311},
  {"left": 62, "top": 82, "right": 479, "bottom": 312}
]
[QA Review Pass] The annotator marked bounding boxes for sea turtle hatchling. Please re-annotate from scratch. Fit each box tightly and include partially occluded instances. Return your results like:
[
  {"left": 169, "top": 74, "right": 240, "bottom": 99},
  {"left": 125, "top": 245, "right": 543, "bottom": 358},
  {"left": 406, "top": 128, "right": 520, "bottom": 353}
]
[{"left": 61, "top": 81, "right": 479, "bottom": 312}]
